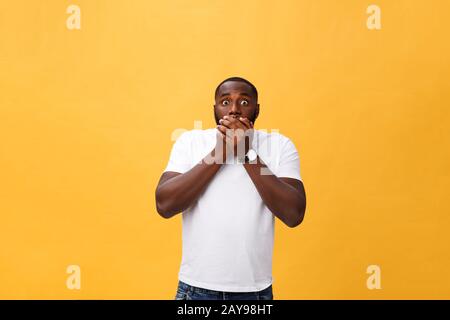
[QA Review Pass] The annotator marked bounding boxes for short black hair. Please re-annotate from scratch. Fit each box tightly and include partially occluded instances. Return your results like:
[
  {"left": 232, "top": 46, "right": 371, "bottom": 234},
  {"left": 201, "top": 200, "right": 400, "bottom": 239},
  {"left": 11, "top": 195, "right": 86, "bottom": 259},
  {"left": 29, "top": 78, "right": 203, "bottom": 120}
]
[{"left": 214, "top": 77, "right": 258, "bottom": 101}]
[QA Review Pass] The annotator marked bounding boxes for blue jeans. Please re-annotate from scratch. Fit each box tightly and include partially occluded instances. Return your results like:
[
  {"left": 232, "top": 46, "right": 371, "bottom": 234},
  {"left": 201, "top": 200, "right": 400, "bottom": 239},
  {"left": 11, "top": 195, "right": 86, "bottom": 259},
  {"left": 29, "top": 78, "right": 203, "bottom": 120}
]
[{"left": 174, "top": 280, "right": 274, "bottom": 300}]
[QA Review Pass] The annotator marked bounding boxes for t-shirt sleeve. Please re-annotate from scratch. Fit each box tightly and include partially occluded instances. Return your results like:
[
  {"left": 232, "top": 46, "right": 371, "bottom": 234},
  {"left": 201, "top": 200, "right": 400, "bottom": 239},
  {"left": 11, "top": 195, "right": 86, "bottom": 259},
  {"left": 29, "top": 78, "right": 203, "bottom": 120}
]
[
  {"left": 163, "top": 131, "right": 192, "bottom": 174},
  {"left": 276, "top": 137, "right": 302, "bottom": 181}
]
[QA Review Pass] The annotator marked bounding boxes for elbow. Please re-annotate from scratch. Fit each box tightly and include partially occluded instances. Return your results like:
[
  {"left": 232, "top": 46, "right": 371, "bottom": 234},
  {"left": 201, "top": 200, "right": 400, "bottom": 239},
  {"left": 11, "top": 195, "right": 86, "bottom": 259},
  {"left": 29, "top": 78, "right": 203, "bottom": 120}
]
[
  {"left": 156, "top": 200, "right": 179, "bottom": 219},
  {"left": 288, "top": 194, "right": 307, "bottom": 228},
  {"left": 155, "top": 189, "right": 174, "bottom": 219},
  {"left": 156, "top": 200, "right": 171, "bottom": 219},
  {"left": 287, "top": 205, "right": 306, "bottom": 228},
  {"left": 286, "top": 215, "right": 303, "bottom": 228}
]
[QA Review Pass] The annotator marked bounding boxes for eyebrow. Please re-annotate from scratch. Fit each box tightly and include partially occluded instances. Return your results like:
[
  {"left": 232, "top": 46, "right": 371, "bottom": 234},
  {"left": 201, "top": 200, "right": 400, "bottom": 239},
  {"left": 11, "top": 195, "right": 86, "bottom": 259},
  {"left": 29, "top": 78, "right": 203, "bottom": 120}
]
[{"left": 219, "top": 92, "right": 252, "bottom": 98}]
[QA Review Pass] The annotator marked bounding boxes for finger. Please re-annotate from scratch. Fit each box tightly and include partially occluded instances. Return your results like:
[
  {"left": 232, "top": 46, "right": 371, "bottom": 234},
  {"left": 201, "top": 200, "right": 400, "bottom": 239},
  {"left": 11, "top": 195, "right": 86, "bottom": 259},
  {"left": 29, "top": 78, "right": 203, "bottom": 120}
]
[
  {"left": 217, "top": 125, "right": 226, "bottom": 135},
  {"left": 218, "top": 118, "right": 233, "bottom": 128},
  {"left": 246, "top": 118, "right": 254, "bottom": 129},
  {"left": 222, "top": 116, "right": 245, "bottom": 130},
  {"left": 217, "top": 125, "right": 234, "bottom": 139},
  {"left": 228, "top": 116, "right": 247, "bottom": 129},
  {"left": 239, "top": 117, "right": 252, "bottom": 129},
  {"left": 216, "top": 126, "right": 226, "bottom": 139},
  {"left": 224, "top": 115, "right": 240, "bottom": 124}
]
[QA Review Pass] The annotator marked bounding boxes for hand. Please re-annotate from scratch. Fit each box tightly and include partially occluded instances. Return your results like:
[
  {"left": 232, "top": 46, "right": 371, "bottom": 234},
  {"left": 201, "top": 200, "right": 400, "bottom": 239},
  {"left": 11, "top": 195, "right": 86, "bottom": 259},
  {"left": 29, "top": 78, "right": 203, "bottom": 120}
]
[
  {"left": 214, "top": 128, "right": 231, "bottom": 164},
  {"left": 217, "top": 115, "right": 254, "bottom": 159}
]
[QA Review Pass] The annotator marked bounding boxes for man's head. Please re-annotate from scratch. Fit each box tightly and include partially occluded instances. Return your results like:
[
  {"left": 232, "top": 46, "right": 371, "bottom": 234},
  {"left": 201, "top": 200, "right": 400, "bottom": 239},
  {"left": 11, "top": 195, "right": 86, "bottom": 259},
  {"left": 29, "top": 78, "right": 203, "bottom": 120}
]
[{"left": 214, "top": 77, "right": 260, "bottom": 125}]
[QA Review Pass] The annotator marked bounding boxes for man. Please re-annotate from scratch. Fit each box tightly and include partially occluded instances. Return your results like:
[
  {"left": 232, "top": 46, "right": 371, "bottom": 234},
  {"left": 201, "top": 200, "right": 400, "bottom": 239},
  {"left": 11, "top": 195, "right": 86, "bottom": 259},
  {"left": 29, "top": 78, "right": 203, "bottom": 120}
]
[{"left": 155, "top": 77, "right": 306, "bottom": 300}]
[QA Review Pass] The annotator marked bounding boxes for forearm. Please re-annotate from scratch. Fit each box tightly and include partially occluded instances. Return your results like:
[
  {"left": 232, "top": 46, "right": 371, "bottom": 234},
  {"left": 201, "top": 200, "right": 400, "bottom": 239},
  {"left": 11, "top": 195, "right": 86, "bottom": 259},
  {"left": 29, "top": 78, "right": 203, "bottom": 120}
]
[
  {"left": 156, "top": 148, "right": 223, "bottom": 218},
  {"left": 243, "top": 156, "right": 306, "bottom": 227}
]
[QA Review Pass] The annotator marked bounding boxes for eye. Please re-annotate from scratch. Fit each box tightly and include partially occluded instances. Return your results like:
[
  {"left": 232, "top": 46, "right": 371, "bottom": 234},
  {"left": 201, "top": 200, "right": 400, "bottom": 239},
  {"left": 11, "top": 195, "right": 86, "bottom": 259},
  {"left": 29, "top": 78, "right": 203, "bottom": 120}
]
[
  {"left": 240, "top": 100, "right": 249, "bottom": 106},
  {"left": 221, "top": 100, "right": 230, "bottom": 106}
]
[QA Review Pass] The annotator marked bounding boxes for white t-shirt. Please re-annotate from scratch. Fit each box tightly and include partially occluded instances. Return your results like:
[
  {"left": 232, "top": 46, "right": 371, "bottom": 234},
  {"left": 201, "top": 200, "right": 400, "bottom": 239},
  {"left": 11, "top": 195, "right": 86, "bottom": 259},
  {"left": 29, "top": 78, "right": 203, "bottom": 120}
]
[{"left": 164, "top": 128, "right": 302, "bottom": 292}]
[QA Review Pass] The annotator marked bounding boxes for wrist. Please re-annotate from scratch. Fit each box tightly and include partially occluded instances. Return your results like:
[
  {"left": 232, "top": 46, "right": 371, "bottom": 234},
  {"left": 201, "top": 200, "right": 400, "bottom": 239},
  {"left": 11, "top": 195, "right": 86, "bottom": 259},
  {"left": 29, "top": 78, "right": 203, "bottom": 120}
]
[
  {"left": 203, "top": 147, "right": 224, "bottom": 165},
  {"left": 239, "top": 148, "right": 258, "bottom": 164}
]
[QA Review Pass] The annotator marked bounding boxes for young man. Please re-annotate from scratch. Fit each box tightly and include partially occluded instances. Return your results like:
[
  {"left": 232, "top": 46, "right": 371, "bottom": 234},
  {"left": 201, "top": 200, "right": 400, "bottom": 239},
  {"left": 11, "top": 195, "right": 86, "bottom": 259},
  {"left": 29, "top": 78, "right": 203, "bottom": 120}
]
[{"left": 155, "top": 77, "right": 306, "bottom": 300}]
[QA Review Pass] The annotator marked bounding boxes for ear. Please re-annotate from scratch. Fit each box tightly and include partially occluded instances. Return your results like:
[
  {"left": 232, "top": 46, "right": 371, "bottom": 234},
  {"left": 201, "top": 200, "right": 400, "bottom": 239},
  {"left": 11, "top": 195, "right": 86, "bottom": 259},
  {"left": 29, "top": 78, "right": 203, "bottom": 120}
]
[{"left": 255, "top": 104, "right": 260, "bottom": 120}]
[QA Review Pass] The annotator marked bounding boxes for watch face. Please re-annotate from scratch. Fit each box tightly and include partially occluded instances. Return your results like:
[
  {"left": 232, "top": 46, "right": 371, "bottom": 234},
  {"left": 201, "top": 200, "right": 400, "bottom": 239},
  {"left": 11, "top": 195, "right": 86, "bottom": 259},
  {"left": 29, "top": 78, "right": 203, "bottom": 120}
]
[{"left": 247, "top": 149, "right": 257, "bottom": 161}]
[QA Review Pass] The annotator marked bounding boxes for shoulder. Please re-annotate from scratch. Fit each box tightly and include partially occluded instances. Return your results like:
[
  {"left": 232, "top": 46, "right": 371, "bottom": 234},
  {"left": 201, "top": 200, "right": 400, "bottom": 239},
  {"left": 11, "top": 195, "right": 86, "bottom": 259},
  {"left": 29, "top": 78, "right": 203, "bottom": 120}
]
[
  {"left": 256, "top": 130, "right": 296, "bottom": 149},
  {"left": 174, "top": 128, "right": 215, "bottom": 142}
]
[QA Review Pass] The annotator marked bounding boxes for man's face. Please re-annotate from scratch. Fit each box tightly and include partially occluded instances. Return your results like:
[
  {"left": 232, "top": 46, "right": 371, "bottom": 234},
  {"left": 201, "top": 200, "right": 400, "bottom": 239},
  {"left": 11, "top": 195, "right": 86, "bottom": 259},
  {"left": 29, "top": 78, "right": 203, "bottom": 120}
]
[{"left": 214, "top": 81, "right": 259, "bottom": 125}]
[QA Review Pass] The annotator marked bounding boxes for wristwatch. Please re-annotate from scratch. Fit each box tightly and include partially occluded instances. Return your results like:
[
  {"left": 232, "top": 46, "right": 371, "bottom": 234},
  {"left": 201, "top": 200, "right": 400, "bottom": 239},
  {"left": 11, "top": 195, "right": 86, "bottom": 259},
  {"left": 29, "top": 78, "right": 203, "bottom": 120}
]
[{"left": 244, "top": 149, "right": 257, "bottom": 163}]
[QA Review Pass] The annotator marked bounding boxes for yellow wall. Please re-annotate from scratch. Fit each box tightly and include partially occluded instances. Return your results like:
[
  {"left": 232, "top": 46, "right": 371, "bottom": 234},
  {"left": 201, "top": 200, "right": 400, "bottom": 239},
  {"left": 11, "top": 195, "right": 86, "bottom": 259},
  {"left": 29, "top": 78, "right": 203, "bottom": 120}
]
[{"left": 1, "top": 0, "right": 449, "bottom": 299}]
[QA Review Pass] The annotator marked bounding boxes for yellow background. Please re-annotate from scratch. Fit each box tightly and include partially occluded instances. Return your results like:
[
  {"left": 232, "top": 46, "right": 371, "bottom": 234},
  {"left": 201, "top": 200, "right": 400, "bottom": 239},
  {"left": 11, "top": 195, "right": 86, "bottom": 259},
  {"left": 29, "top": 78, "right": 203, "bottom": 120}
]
[{"left": 1, "top": 0, "right": 449, "bottom": 299}]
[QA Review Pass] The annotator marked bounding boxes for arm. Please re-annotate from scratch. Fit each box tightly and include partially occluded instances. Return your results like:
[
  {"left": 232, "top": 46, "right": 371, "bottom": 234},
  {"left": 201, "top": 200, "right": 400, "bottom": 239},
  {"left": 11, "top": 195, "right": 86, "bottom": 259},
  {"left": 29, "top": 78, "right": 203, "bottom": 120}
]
[
  {"left": 218, "top": 116, "right": 306, "bottom": 228},
  {"left": 155, "top": 136, "right": 226, "bottom": 219},
  {"left": 243, "top": 157, "right": 306, "bottom": 228}
]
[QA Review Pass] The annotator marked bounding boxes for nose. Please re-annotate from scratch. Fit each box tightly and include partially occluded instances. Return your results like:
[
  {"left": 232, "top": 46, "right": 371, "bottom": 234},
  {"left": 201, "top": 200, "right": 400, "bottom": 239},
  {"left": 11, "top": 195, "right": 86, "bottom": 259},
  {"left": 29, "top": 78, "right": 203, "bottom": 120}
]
[{"left": 228, "top": 102, "right": 241, "bottom": 117}]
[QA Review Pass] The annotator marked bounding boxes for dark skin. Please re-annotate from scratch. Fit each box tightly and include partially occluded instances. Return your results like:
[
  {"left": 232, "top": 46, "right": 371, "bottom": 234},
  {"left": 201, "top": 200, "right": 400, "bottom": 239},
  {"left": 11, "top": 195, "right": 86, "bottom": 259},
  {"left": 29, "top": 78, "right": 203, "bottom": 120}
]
[{"left": 155, "top": 81, "right": 306, "bottom": 227}]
